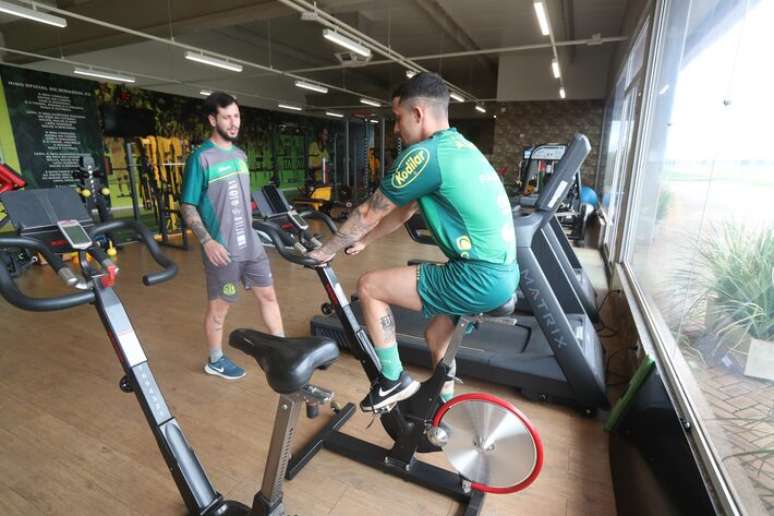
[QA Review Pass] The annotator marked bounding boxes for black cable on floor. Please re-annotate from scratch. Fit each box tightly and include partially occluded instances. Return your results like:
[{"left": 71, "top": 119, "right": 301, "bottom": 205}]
[{"left": 594, "top": 289, "right": 622, "bottom": 337}]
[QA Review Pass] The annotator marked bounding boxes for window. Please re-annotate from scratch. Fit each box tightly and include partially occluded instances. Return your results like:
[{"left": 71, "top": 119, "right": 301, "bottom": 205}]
[
  {"left": 597, "top": 18, "right": 650, "bottom": 262},
  {"left": 625, "top": 0, "right": 774, "bottom": 512}
]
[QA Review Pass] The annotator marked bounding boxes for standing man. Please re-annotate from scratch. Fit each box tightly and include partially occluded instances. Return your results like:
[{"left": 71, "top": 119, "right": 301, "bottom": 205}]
[
  {"left": 181, "top": 92, "right": 285, "bottom": 380},
  {"left": 307, "top": 127, "right": 330, "bottom": 184}
]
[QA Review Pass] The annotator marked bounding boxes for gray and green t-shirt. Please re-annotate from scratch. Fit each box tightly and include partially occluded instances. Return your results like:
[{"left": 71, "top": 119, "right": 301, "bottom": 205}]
[
  {"left": 380, "top": 128, "right": 516, "bottom": 265},
  {"left": 181, "top": 140, "right": 261, "bottom": 261}
]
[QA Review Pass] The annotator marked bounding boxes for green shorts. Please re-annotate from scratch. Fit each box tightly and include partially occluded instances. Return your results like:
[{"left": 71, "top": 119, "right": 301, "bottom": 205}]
[{"left": 416, "top": 260, "right": 519, "bottom": 320}]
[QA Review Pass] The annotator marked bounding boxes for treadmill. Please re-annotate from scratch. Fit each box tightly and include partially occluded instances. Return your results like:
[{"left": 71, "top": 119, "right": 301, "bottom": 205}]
[
  {"left": 515, "top": 144, "right": 567, "bottom": 208},
  {"left": 542, "top": 215, "right": 598, "bottom": 321},
  {"left": 310, "top": 134, "right": 608, "bottom": 414},
  {"left": 515, "top": 144, "right": 591, "bottom": 240},
  {"left": 508, "top": 144, "right": 599, "bottom": 322}
]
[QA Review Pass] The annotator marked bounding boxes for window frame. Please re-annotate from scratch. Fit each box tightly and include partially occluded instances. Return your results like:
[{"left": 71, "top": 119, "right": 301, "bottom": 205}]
[
  {"left": 597, "top": 6, "right": 654, "bottom": 268},
  {"left": 614, "top": 1, "right": 771, "bottom": 513}
]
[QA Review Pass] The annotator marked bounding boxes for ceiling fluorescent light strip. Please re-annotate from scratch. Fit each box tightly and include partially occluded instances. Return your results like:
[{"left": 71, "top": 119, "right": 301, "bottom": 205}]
[
  {"left": 325, "top": 111, "right": 344, "bottom": 118},
  {"left": 73, "top": 67, "right": 135, "bottom": 83},
  {"left": 360, "top": 98, "right": 380, "bottom": 107},
  {"left": 533, "top": 2, "right": 550, "bottom": 36},
  {"left": 0, "top": 1, "right": 404, "bottom": 109},
  {"left": 184, "top": 51, "right": 243, "bottom": 72},
  {"left": 475, "top": 105, "right": 486, "bottom": 113},
  {"left": 552, "top": 60, "right": 561, "bottom": 78},
  {"left": 295, "top": 80, "right": 328, "bottom": 94},
  {"left": 449, "top": 92, "right": 464, "bottom": 102},
  {"left": 0, "top": 0, "right": 67, "bottom": 28},
  {"left": 278, "top": 103, "right": 302, "bottom": 111},
  {"left": 322, "top": 29, "right": 372, "bottom": 58},
  {"left": 559, "top": 87, "right": 566, "bottom": 99}
]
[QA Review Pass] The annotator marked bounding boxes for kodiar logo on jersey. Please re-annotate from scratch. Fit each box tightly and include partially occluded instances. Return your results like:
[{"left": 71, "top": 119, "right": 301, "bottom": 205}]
[{"left": 391, "top": 147, "right": 430, "bottom": 189}]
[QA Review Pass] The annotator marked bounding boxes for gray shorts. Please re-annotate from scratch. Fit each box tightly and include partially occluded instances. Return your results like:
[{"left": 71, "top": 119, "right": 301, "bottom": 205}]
[{"left": 204, "top": 254, "right": 273, "bottom": 303}]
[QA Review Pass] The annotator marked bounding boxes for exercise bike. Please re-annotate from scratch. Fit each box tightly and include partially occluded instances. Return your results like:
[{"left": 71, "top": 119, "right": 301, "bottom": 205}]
[
  {"left": 0, "top": 163, "right": 34, "bottom": 277},
  {"left": 72, "top": 155, "right": 118, "bottom": 257},
  {"left": 249, "top": 186, "right": 544, "bottom": 515},
  {"left": 0, "top": 186, "right": 342, "bottom": 515}
]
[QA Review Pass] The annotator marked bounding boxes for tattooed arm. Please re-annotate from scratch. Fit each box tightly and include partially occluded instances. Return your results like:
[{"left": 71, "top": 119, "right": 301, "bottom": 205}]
[
  {"left": 361, "top": 201, "right": 418, "bottom": 246},
  {"left": 308, "top": 190, "right": 397, "bottom": 261},
  {"left": 181, "top": 203, "right": 212, "bottom": 244},
  {"left": 343, "top": 201, "right": 419, "bottom": 257},
  {"left": 181, "top": 203, "right": 231, "bottom": 266}
]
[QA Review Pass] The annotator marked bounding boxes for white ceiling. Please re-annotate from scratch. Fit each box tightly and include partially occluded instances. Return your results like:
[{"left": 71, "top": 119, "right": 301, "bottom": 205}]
[{"left": 0, "top": 0, "right": 633, "bottom": 116}]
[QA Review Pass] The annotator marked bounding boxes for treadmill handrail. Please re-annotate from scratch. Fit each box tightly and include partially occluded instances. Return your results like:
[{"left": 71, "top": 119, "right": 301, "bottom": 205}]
[{"left": 535, "top": 134, "right": 590, "bottom": 214}]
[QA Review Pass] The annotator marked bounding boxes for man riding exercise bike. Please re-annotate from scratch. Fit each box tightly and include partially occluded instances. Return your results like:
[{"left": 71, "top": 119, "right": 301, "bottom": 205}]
[
  {"left": 308, "top": 72, "right": 518, "bottom": 412},
  {"left": 251, "top": 185, "right": 542, "bottom": 515}
]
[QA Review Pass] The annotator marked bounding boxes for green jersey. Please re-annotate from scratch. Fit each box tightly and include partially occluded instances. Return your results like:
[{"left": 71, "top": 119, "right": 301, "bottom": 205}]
[
  {"left": 380, "top": 128, "right": 516, "bottom": 264},
  {"left": 180, "top": 140, "right": 260, "bottom": 261}
]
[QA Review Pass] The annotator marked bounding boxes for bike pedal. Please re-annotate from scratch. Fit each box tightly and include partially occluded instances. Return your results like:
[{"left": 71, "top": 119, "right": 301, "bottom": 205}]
[
  {"left": 444, "top": 374, "right": 463, "bottom": 385},
  {"left": 362, "top": 402, "right": 396, "bottom": 415},
  {"left": 380, "top": 402, "right": 397, "bottom": 413}
]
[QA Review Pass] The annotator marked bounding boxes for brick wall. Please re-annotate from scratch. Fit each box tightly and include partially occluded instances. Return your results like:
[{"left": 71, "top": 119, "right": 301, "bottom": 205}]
[{"left": 490, "top": 100, "right": 605, "bottom": 186}]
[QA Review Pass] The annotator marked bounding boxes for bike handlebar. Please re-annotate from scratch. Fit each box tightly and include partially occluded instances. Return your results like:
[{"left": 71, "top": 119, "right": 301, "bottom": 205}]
[
  {"left": 253, "top": 220, "right": 321, "bottom": 267},
  {"left": 0, "top": 220, "right": 177, "bottom": 312},
  {"left": 89, "top": 220, "right": 177, "bottom": 286},
  {"left": 253, "top": 208, "right": 340, "bottom": 268},
  {"left": 0, "top": 236, "right": 96, "bottom": 311},
  {"left": 299, "top": 210, "right": 338, "bottom": 235}
]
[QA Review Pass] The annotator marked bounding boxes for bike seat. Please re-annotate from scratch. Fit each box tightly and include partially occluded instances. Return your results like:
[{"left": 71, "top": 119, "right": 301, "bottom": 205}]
[
  {"left": 484, "top": 295, "right": 517, "bottom": 317},
  {"left": 229, "top": 329, "right": 339, "bottom": 394}
]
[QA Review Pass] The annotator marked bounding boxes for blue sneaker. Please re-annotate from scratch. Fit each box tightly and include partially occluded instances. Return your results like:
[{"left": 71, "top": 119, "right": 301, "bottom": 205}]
[{"left": 204, "top": 355, "right": 246, "bottom": 380}]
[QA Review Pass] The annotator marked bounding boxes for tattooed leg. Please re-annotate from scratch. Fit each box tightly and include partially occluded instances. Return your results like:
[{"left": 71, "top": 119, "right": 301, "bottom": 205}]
[
  {"left": 357, "top": 266, "right": 422, "bottom": 349},
  {"left": 379, "top": 309, "right": 396, "bottom": 343}
]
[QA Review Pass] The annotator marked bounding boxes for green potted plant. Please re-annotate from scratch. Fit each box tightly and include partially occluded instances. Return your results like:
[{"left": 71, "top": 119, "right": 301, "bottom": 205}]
[{"left": 675, "top": 224, "right": 774, "bottom": 380}]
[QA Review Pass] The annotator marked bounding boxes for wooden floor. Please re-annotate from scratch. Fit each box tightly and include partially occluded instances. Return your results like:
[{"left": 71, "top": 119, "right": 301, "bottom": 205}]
[{"left": 0, "top": 229, "right": 617, "bottom": 516}]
